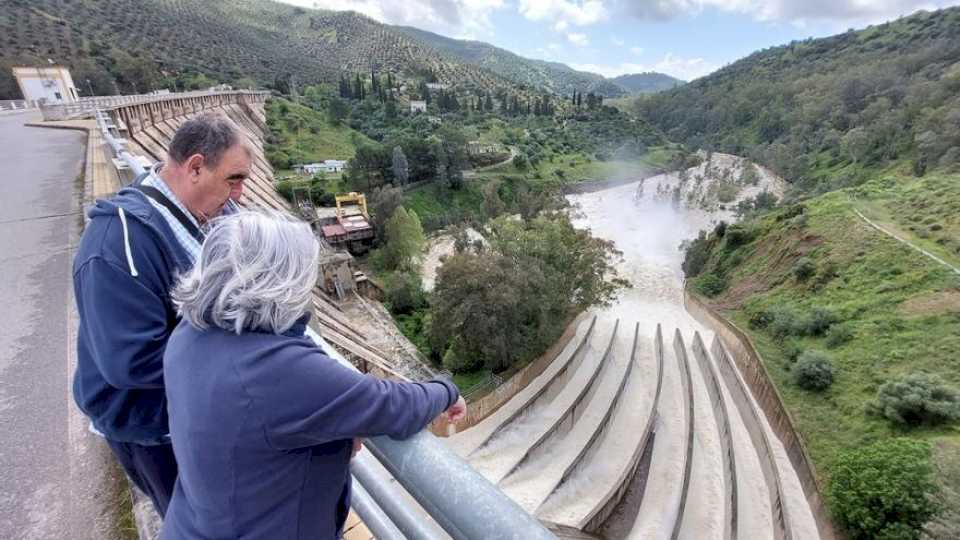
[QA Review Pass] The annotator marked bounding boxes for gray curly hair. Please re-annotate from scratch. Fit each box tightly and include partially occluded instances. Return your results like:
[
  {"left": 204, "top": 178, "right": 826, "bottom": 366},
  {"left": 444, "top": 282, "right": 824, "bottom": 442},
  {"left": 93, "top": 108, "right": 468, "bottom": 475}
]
[{"left": 173, "top": 209, "right": 319, "bottom": 335}]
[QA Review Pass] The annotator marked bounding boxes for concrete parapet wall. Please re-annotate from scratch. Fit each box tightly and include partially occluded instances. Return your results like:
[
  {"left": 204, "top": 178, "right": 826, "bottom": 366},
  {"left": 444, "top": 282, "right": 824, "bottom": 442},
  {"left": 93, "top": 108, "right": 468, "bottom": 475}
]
[
  {"left": 39, "top": 90, "right": 269, "bottom": 121},
  {"left": 684, "top": 289, "right": 837, "bottom": 540},
  {"left": 110, "top": 92, "right": 269, "bottom": 136}
]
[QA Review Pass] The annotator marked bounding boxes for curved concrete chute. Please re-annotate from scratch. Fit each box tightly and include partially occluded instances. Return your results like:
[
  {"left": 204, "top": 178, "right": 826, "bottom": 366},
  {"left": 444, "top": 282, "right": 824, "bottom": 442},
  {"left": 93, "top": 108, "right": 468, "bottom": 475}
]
[
  {"left": 536, "top": 323, "right": 662, "bottom": 531},
  {"left": 669, "top": 330, "right": 696, "bottom": 540},
  {"left": 551, "top": 322, "right": 639, "bottom": 496},
  {"left": 711, "top": 336, "right": 793, "bottom": 540},
  {"left": 469, "top": 320, "right": 619, "bottom": 484},
  {"left": 501, "top": 320, "right": 621, "bottom": 481},
  {"left": 691, "top": 332, "right": 738, "bottom": 540},
  {"left": 498, "top": 321, "right": 634, "bottom": 514},
  {"left": 450, "top": 315, "right": 598, "bottom": 457}
]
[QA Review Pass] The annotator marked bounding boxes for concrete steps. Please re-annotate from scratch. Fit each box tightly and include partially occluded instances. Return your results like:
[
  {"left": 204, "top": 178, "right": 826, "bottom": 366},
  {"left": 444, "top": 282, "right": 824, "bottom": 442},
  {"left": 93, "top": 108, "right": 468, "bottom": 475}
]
[
  {"left": 466, "top": 321, "right": 618, "bottom": 484},
  {"left": 500, "top": 321, "right": 635, "bottom": 513},
  {"left": 449, "top": 315, "right": 597, "bottom": 457}
]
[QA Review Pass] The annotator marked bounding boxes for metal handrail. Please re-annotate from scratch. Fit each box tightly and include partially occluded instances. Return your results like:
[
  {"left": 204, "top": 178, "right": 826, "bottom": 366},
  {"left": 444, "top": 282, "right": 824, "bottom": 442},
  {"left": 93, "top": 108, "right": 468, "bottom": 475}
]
[{"left": 305, "top": 327, "right": 555, "bottom": 540}]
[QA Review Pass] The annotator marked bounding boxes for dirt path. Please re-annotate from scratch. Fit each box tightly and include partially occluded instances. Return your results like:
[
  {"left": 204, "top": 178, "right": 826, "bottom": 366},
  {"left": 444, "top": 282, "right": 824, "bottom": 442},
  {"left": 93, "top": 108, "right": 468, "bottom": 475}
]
[{"left": 853, "top": 208, "right": 960, "bottom": 276}]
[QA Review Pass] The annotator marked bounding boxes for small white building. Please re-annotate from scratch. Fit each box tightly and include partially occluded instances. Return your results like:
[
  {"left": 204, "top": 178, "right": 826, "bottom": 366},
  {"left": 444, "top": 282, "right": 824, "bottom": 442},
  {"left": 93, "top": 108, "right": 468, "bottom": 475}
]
[
  {"left": 300, "top": 160, "right": 348, "bottom": 174},
  {"left": 425, "top": 82, "right": 448, "bottom": 91},
  {"left": 410, "top": 100, "right": 427, "bottom": 113},
  {"left": 12, "top": 66, "right": 80, "bottom": 103}
]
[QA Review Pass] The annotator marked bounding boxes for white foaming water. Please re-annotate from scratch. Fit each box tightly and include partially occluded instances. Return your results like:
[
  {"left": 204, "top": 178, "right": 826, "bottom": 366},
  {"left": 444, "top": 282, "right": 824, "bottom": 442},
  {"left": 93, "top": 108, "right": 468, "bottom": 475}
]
[{"left": 561, "top": 166, "right": 817, "bottom": 539}]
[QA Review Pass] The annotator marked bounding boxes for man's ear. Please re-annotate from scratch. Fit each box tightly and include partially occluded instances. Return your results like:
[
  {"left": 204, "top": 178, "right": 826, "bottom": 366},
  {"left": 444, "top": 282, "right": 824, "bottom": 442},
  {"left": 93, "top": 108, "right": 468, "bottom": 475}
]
[{"left": 185, "top": 153, "right": 206, "bottom": 177}]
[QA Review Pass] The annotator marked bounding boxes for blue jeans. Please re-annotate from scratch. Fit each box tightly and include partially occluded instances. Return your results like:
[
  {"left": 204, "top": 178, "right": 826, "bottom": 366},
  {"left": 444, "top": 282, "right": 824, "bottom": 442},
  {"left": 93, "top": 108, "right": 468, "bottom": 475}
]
[{"left": 107, "top": 439, "right": 178, "bottom": 517}]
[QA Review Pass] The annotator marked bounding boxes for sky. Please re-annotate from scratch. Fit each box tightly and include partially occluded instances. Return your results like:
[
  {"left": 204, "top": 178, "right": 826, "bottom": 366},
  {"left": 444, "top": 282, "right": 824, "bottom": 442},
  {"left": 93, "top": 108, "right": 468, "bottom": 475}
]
[{"left": 283, "top": 1, "right": 960, "bottom": 81}]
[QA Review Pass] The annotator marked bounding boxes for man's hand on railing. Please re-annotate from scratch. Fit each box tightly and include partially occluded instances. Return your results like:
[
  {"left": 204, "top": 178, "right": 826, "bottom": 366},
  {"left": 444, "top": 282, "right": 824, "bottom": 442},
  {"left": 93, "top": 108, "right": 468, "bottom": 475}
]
[{"left": 443, "top": 396, "right": 467, "bottom": 424}]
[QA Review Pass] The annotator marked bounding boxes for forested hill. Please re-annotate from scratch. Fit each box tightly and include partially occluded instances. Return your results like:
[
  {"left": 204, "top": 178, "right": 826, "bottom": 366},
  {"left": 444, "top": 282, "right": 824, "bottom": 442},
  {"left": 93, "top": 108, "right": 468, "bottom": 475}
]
[
  {"left": 632, "top": 7, "right": 960, "bottom": 193},
  {"left": 1, "top": 0, "right": 629, "bottom": 101},
  {"left": 611, "top": 72, "right": 683, "bottom": 94},
  {"left": 0, "top": 0, "right": 522, "bottom": 99},
  {"left": 392, "top": 26, "right": 626, "bottom": 97}
]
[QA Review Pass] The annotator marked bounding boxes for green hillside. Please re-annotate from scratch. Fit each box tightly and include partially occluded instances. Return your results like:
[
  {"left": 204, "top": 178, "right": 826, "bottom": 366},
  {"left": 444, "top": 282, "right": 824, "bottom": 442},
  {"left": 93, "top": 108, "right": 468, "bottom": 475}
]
[
  {"left": 632, "top": 7, "right": 960, "bottom": 193},
  {"left": 0, "top": 0, "right": 524, "bottom": 99},
  {"left": 610, "top": 72, "right": 683, "bottom": 94},
  {"left": 685, "top": 170, "right": 960, "bottom": 537},
  {"left": 392, "top": 26, "right": 626, "bottom": 97},
  {"left": 661, "top": 8, "right": 960, "bottom": 536}
]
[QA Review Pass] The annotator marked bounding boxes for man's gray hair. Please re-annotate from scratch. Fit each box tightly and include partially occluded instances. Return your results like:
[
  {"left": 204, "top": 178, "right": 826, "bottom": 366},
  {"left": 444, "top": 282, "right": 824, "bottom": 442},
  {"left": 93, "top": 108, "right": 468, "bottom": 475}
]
[
  {"left": 168, "top": 112, "right": 244, "bottom": 168},
  {"left": 173, "top": 210, "right": 320, "bottom": 335}
]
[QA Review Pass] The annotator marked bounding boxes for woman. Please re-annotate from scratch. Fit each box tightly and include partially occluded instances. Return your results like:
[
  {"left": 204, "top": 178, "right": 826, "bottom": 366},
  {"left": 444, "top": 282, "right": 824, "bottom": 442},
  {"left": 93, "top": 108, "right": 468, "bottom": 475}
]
[{"left": 162, "top": 210, "right": 465, "bottom": 539}]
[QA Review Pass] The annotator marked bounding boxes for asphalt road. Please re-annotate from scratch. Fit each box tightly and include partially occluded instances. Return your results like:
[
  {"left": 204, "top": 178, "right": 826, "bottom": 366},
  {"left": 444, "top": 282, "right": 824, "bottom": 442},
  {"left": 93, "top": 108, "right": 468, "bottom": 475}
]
[{"left": 0, "top": 111, "right": 126, "bottom": 540}]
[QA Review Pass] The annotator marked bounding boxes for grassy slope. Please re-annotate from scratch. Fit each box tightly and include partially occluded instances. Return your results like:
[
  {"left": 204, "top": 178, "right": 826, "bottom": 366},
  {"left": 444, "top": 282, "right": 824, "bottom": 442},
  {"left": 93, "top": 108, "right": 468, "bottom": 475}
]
[
  {"left": 698, "top": 169, "right": 960, "bottom": 523},
  {"left": 265, "top": 98, "right": 371, "bottom": 163}
]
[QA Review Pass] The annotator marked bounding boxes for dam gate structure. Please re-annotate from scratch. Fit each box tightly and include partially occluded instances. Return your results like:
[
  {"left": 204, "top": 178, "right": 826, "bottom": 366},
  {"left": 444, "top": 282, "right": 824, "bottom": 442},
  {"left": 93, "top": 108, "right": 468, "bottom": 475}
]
[{"left": 55, "top": 89, "right": 833, "bottom": 540}]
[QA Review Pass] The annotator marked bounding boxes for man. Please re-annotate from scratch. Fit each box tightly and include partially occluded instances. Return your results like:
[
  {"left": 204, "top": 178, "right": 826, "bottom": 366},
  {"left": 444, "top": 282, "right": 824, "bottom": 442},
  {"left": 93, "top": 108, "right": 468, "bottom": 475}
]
[{"left": 72, "top": 112, "right": 251, "bottom": 515}]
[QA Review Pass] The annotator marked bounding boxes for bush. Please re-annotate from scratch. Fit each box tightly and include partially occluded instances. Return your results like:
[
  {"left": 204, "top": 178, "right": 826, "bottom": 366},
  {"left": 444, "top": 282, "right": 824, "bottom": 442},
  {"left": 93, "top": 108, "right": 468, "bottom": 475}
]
[
  {"left": 441, "top": 338, "right": 483, "bottom": 374},
  {"left": 767, "top": 306, "right": 799, "bottom": 337},
  {"left": 724, "top": 224, "right": 752, "bottom": 248},
  {"left": 801, "top": 307, "right": 837, "bottom": 336},
  {"left": 868, "top": 373, "right": 960, "bottom": 427},
  {"left": 825, "top": 324, "right": 854, "bottom": 348},
  {"left": 748, "top": 308, "right": 773, "bottom": 329},
  {"left": 793, "top": 257, "right": 817, "bottom": 280},
  {"left": 382, "top": 271, "right": 426, "bottom": 314},
  {"left": 781, "top": 340, "right": 803, "bottom": 365},
  {"left": 694, "top": 273, "right": 726, "bottom": 297},
  {"left": 793, "top": 350, "right": 834, "bottom": 391},
  {"left": 828, "top": 438, "right": 939, "bottom": 539}
]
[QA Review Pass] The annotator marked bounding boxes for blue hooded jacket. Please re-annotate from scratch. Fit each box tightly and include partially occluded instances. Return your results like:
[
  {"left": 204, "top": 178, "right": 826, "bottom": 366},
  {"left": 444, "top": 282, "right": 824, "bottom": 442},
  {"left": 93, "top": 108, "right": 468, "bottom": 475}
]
[
  {"left": 73, "top": 187, "right": 194, "bottom": 444},
  {"left": 160, "top": 316, "right": 458, "bottom": 540}
]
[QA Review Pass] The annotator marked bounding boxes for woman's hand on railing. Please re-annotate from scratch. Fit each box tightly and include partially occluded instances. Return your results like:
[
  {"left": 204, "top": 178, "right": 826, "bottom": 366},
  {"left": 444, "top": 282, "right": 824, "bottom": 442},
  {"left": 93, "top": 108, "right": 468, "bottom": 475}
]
[{"left": 443, "top": 396, "right": 467, "bottom": 424}]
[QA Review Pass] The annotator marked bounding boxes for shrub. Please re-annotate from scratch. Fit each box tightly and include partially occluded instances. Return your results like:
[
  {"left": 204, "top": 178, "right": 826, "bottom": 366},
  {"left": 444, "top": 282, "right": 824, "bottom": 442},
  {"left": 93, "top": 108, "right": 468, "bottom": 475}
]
[
  {"left": 793, "top": 257, "right": 817, "bottom": 280},
  {"left": 801, "top": 307, "right": 837, "bottom": 336},
  {"left": 382, "top": 271, "right": 426, "bottom": 314},
  {"left": 748, "top": 308, "right": 773, "bottom": 329},
  {"left": 441, "top": 338, "right": 483, "bottom": 374},
  {"left": 767, "top": 306, "right": 799, "bottom": 337},
  {"left": 793, "top": 350, "right": 834, "bottom": 391},
  {"left": 868, "top": 373, "right": 960, "bottom": 427},
  {"left": 724, "top": 224, "right": 752, "bottom": 248},
  {"left": 781, "top": 340, "right": 803, "bottom": 365},
  {"left": 825, "top": 324, "right": 854, "bottom": 348},
  {"left": 828, "top": 438, "right": 939, "bottom": 540},
  {"left": 694, "top": 273, "right": 726, "bottom": 297}
]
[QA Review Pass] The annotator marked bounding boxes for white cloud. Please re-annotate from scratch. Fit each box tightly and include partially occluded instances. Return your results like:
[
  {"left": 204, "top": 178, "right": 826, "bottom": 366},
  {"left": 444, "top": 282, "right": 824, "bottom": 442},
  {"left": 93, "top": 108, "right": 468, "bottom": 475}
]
[
  {"left": 518, "top": 0, "right": 609, "bottom": 27},
  {"left": 618, "top": 0, "right": 960, "bottom": 24},
  {"left": 611, "top": 36, "right": 626, "bottom": 46},
  {"left": 630, "top": 46, "right": 645, "bottom": 55},
  {"left": 289, "top": 0, "right": 506, "bottom": 39},
  {"left": 567, "top": 32, "right": 591, "bottom": 46},
  {"left": 571, "top": 52, "right": 719, "bottom": 80}
]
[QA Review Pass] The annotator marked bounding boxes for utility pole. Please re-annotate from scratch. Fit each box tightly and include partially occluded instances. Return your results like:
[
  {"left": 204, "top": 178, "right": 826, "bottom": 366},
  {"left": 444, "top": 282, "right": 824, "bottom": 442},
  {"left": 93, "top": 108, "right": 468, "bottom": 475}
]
[{"left": 85, "top": 79, "right": 94, "bottom": 97}]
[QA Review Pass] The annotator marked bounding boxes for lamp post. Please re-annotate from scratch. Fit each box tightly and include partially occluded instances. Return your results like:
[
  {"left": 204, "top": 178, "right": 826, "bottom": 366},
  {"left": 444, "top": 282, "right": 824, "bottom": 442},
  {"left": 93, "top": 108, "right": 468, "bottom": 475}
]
[{"left": 85, "top": 79, "right": 94, "bottom": 98}]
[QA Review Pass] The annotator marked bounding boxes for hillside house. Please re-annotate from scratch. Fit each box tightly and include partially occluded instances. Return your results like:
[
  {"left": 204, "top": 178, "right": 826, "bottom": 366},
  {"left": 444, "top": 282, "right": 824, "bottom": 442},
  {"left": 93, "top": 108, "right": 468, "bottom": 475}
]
[
  {"left": 298, "top": 160, "right": 347, "bottom": 174},
  {"left": 410, "top": 100, "right": 427, "bottom": 113}
]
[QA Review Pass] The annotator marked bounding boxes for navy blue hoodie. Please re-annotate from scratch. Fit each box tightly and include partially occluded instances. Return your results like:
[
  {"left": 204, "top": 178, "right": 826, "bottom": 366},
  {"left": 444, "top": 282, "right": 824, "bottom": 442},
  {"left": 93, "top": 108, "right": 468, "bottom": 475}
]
[
  {"left": 73, "top": 187, "right": 194, "bottom": 444},
  {"left": 161, "top": 317, "right": 458, "bottom": 540}
]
